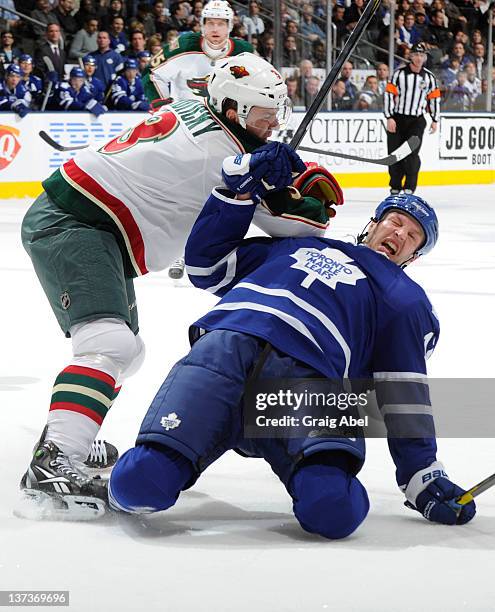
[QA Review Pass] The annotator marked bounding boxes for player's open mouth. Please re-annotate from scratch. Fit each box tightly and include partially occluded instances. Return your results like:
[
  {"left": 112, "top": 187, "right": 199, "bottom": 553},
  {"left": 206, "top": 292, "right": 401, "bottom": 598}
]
[{"left": 381, "top": 240, "right": 398, "bottom": 255}]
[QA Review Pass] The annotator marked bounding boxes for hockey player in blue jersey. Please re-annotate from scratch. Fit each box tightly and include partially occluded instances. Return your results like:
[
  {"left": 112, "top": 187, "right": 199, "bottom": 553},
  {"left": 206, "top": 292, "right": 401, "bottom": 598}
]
[
  {"left": 19, "top": 54, "right": 43, "bottom": 109},
  {"left": 56, "top": 67, "right": 107, "bottom": 116},
  {"left": 110, "top": 58, "right": 150, "bottom": 111},
  {"left": 108, "top": 143, "right": 476, "bottom": 538},
  {"left": 82, "top": 54, "right": 105, "bottom": 104},
  {"left": 0, "top": 64, "right": 32, "bottom": 117}
]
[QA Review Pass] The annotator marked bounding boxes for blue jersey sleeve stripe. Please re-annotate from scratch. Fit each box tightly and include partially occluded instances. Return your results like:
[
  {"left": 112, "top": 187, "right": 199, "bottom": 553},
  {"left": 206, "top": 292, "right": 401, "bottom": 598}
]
[
  {"left": 374, "top": 371, "right": 427, "bottom": 382},
  {"left": 210, "top": 301, "right": 325, "bottom": 353},
  {"left": 382, "top": 403, "right": 433, "bottom": 416},
  {"left": 186, "top": 247, "right": 238, "bottom": 276},
  {"left": 235, "top": 281, "right": 351, "bottom": 376},
  {"left": 204, "top": 251, "right": 238, "bottom": 294}
]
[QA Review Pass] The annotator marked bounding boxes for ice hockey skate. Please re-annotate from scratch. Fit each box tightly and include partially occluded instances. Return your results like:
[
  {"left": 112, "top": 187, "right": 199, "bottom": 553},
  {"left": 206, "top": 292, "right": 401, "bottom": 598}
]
[
  {"left": 168, "top": 257, "right": 185, "bottom": 280},
  {"left": 17, "top": 428, "right": 109, "bottom": 521}
]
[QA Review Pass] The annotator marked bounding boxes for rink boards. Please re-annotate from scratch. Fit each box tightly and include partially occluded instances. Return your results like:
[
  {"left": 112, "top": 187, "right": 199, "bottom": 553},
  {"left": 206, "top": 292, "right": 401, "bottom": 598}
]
[{"left": 0, "top": 111, "right": 493, "bottom": 199}]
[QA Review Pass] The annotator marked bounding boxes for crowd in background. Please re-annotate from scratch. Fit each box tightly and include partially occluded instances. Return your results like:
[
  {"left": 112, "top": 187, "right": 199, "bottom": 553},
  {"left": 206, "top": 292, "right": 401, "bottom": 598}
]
[{"left": 0, "top": 0, "right": 494, "bottom": 115}]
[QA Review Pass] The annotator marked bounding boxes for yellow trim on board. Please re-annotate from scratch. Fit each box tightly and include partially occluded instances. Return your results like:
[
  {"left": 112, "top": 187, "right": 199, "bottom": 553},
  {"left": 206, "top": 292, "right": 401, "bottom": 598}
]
[
  {"left": 0, "top": 169, "right": 493, "bottom": 199},
  {"left": 1, "top": 182, "right": 43, "bottom": 199}
]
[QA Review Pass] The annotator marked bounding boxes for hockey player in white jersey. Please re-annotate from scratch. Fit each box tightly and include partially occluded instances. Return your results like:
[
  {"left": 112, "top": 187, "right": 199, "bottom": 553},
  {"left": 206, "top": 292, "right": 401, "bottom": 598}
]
[
  {"left": 142, "top": 0, "right": 254, "bottom": 279},
  {"left": 19, "top": 53, "right": 339, "bottom": 518}
]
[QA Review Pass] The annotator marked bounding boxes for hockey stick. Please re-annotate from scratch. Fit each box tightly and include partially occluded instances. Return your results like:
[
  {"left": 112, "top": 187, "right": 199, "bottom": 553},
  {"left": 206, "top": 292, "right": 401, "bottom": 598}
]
[
  {"left": 41, "top": 56, "right": 55, "bottom": 112},
  {"left": 456, "top": 472, "right": 495, "bottom": 506},
  {"left": 39, "top": 130, "right": 89, "bottom": 151},
  {"left": 298, "top": 136, "right": 420, "bottom": 166},
  {"left": 289, "top": 0, "right": 382, "bottom": 150}
]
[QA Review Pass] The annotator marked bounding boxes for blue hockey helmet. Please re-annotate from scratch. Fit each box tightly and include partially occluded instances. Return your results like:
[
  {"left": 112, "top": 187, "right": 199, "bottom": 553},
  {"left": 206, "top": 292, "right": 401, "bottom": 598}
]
[
  {"left": 6, "top": 64, "right": 22, "bottom": 76},
  {"left": 82, "top": 54, "right": 97, "bottom": 65},
  {"left": 19, "top": 54, "right": 33, "bottom": 64},
  {"left": 124, "top": 58, "right": 138, "bottom": 70},
  {"left": 70, "top": 67, "right": 85, "bottom": 79},
  {"left": 374, "top": 193, "right": 438, "bottom": 256}
]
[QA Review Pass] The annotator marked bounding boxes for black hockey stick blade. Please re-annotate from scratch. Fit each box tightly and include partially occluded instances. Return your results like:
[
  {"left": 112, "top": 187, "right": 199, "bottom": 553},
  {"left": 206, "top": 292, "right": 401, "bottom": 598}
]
[
  {"left": 39, "top": 130, "right": 89, "bottom": 152},
  {"left": 299, "top": 136, "right": 420, "bottom": 166},
  {"left": 289, "top": 0, "right": 382, "bottom": 150}
]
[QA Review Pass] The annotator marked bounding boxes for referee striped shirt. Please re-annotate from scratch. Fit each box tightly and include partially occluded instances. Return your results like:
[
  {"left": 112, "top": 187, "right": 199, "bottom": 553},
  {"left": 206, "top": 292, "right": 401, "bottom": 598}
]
[{"left": 384, "top": 65, "right": 440, "bottom": 121}]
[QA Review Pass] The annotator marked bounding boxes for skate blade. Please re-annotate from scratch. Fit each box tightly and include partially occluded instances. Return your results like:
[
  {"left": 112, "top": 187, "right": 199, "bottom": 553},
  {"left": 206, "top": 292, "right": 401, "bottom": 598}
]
[{"left": 14, "top": 489, "right": 106, "bottom": 521}]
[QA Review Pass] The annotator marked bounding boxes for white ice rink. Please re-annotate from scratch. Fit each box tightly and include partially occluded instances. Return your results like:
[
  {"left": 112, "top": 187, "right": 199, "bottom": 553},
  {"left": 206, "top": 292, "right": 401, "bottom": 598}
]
[{"left": 1, "top": 184, "right": 495, "bottom": 612}]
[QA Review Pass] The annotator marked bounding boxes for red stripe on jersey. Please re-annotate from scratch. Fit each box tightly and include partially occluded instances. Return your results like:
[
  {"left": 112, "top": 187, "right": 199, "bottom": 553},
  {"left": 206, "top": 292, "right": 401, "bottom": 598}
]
[
  {"left": 63, "top": 158, "right": 148, "bottom": 275},
  {"left": 49, "top": 402, "right": 104, "bottom": 425},
  {"left": 63, "top": 365, "right": 116, "bottom": 387}
]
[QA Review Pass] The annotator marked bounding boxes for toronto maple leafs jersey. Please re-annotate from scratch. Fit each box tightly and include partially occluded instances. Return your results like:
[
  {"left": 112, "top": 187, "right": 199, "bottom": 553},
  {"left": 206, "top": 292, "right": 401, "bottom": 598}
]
[
  {"left": 42, "top": 99, "right": 326, "bottom": 277},
  {"left": 185, "top": 188, "right": 441, "bottom": 486}
]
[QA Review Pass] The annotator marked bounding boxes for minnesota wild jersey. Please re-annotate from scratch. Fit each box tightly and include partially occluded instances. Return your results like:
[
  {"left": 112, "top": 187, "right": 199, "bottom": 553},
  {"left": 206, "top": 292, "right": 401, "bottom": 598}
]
[
  {"left": 143, "top": 31, "right": 253, "bottom": 103},
  {"left": 42, "top": 99, "right": 328, "bottom": 277}
]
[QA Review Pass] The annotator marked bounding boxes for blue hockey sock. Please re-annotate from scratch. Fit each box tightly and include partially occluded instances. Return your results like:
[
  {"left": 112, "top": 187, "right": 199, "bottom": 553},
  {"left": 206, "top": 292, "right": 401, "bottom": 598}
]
[
  {"left": 291, "top": 453, "right": 370, "bottom": 539},
  {"left": 108, "top": 444, "right": 195, "bottom": 513}
]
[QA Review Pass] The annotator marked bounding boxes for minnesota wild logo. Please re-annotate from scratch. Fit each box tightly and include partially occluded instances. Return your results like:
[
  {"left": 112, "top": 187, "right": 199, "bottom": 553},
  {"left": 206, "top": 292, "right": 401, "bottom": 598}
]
[
  {"left": 186, "top": 75, "right": 210, "bottom": 97},
  {"left": 230, "top": 65, "right": 250, "bottom": 79}
]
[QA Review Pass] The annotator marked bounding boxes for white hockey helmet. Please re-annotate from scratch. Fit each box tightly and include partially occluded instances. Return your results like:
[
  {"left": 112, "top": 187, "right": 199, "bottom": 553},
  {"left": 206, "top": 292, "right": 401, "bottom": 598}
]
[
  {"left": 208, "top": 53, "right": 291, "bottom": 129},
  {"left": 201, "top": 0, "right": 234, "bottom": 34}
]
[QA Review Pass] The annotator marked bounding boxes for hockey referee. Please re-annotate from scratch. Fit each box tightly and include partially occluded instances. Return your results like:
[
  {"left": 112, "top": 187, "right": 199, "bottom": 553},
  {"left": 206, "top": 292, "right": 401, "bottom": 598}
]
[{"left": 384, "top": 42, "right": 440, "bottom": 194}]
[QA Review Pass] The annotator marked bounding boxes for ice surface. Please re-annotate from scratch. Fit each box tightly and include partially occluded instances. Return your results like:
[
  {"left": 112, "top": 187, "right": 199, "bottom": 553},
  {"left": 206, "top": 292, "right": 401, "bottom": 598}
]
[{"left": 1, "top": 184, "right": 495, "bottom": 611}]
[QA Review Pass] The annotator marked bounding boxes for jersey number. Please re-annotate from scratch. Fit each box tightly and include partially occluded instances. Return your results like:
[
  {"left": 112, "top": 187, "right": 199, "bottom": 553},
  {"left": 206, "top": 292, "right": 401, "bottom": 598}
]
[{"left": 99, "top": 111, "right": 179, "bottom": 155}]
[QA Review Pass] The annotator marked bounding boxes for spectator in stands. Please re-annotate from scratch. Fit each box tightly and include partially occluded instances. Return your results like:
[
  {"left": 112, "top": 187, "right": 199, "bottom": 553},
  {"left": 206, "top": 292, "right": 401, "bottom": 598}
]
[
  {"left": 402, "top": 11, "right": 421, "bottom": 47},
  {"left": 75, "top": 0, "right": 105, "bottom": 29},
  {"left": 312, "top": 40, "right": 326, "bottom": 69},
  {"left": 427, "top": 9, "right": 451, "bottom": 52},
  {"left": 126, "top": 29, "right": 147, "bottom": 58},
  {"left": 93, "top": 30, "right": 124, "bottom": 88},
  {"left": 440, "top": 55, "right": 460, "bottom": 88},
  {"left": 19, "top": 53, "right": 43, "bottom": 107},
  {"left": 0, "top": 30, "right": 21, "bottom": 65},
  {"left": 136, "top": 3, "right": 156, "bottom": 38},
  {"left": 303, "top": 74, "right": 321, "bottom": 108},
  {"left": 473, "top": 78, "right": 494, "bottom": 111},
  {"left": 0, "top": 63, "right": 32, "bottom": 116},
  {"left": 147, "top": 34, "right": 163, "bottom": 55},
  {"left": 472, "top": 42, "right": 486, "bottom": 79},
  {"left": 109, "top": 16, "right": 128, "bottom": 54},
  {"left": 280, "top": 1, "right": 300, "bottom": 27},
  {"left": 443, "top": 41, "right": 470, "bottom": 70},
  {"left": 413, "top": 10, "right": 430, "bottom": 42},
  {"left": 464, "top": 60, "right": 481, "bottom": 98},
  {"left": 376, "top": 62, "right": 389, "bottom": 95},
  {"left": 283, "top": 34, "right": 300, "bottom": 66},
  {"left": 260, "top": 34, "right": 274, "bottom": 63},
  {"left": 101, "top": 0, "right": 125, "bottom": 31},
  {"left": 31, "top": 0, "right": 59, "bottom": 40},
  {"left": 54, "top": 0, "right": 79, "bottom": 47},
  {"left": 359, "top": 74, "right": 380, "bottom": 110},
  {"left": 152, "top": 1, "right": 170, "bottom": 39},
  {"left": 55, "top": 65, "right": 107, "bottom": 115},
  {"left": 111, "top": 57, "right": 149, "bottom": 110},
  {"left": 0, "top": 0, "right": 20, "bottom": 31},
  {"left": 137, "top": 49, "right": 151, "bottom": 75},
  {"left": 297, "top": 58, "right": 314, "bottom": 96},
  {"left": 345, "top": 0, "right": 365, "bottom": 25},
  {"left": 332, "top": 5, "right": 347, "bottom": 47},
  {"left": 69, "top": 17, "right": 99, "bottom": 60},
  {"left": 331, "top": 78, "right": 353, "bottom": 110},
  {"left": 340, "top": 60, "right": 358, "bottom": 101},
  {"left": 242, "top": 1, "right": 265, "bottom": 37},
  {"left": 168, "top": 2, "right": 190, "bottom": 32},
  {"left": 355, "top": 92, "right": 374, "bottom": 111},
  {"left": 285, "top": 20, "right": 299, "bottom": 40},
  {"left": 300, "top": 3, "right": 325, "bottom": 43},
  {"left": 82, "top": 53, "right": 104, "bottom": 102},
  {"left": 34, "top": 23, "right": 66, "bottom": 81},
  {"left": 285, "top": 75, "right": 304, "bottom": 107},
  {"left": 445, "top": 70, "right": 472, "bottom": 111}
]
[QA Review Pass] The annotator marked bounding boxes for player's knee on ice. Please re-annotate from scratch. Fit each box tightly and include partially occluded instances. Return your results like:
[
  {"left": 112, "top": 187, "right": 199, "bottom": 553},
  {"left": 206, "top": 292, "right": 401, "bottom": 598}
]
[
  {"left": 109, "top": 444, "right": 194, "bottom": 513},
  {"left": 71, "top": 318, "right": 145, "bottom": 382},
  {"left": 291, "top": 452, "right": 369, "bottom": 540}
]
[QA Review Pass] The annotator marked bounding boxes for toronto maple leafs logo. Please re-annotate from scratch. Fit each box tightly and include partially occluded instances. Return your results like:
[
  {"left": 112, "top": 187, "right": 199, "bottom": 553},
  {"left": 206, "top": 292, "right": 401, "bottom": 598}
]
[
  {"left": 290, "top": 247, "right": 366, "bottom": 289},
  {"left": 160, "top": 412, "right": 181, "bottom": 431},
  {"left": 230, "top": 65, "right": 250, "bottom": 79}
]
